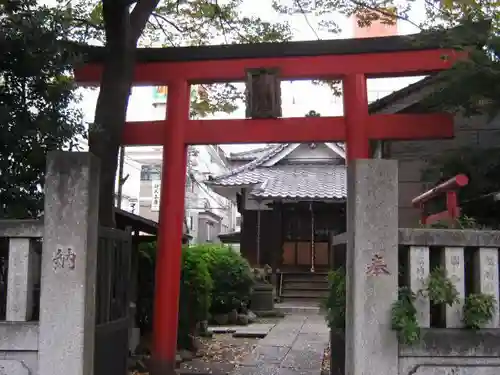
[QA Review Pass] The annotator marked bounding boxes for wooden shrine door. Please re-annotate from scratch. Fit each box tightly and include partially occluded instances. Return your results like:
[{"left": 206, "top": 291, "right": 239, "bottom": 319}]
[
  {"left": 281, "top": 206, "right": 337, "bottom": 270},
  {"left": 282, "top": 241, "right": 329, "bottom": 268}
]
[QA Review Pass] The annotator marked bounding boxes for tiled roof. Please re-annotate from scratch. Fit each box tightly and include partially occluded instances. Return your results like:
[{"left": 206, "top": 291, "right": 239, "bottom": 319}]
[
  {"left": 210, "top": 163, "right": 346, "bottom": 200},
  {"left": 212, "top": 143, "right": 290, "bottom": 181},
  {"left": 228, "top": 145, "right": 278, "bottom": 161}
]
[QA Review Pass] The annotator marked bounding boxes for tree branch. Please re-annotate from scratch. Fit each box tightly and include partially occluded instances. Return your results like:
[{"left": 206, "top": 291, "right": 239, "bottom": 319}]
[
  {"left": 152, "top": 12, "right": 184, "bottom": 33},
  {"left": 149, "top": 16, "right": 178, "bottom": 46},
  {"left": 130, "top": 0, "right": 162, "bottom": 42},
  {"left": 349, "top": 0, "right": 422, "bottom": 31}
]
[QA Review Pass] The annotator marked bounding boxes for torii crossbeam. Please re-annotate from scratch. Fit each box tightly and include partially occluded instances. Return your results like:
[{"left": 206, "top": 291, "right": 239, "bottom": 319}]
[{"left": 74, "top": 23, "right": 485, "bottom": 374}]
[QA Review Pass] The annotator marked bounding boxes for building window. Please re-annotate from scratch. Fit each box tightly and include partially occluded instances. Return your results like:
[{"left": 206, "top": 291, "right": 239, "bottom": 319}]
[
  {"left": 185, "top": 175, "right": 195, "bottom": 192},
  {"left": 236, "top": 216, "right": 242, "bottom": 227},
  {"left": 141, "top": 164, "right": 161, "bottom": 181}
]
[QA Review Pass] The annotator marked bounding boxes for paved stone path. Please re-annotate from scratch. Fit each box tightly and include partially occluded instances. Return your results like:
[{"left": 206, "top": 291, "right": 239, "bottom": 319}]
[
  {"left": 233, "top": 315, "right": 329, "bottom": 375},
  {"left": 208, "top": 323, "right": 276, "bottom": 338}
]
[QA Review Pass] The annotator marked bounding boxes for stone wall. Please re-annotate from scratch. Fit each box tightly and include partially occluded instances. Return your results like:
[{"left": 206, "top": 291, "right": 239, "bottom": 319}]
[
  {"left": 388, "top": 112, "right": 500, "bottom": 227},
  {"left": 333, "top": 158, "right": 500, "bottom": 375},
  {"left": 0, "top": 322, "right": 39, "bottom": 374},
  {"left": 0, "top": 152, "right": 124, "bottom": 375},
  {"left": 399, "top": 329, "right": 500, "bottom": 375}
]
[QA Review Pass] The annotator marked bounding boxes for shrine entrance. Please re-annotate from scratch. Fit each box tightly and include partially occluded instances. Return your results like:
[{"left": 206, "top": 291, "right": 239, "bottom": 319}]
[{"left": 75, "top": 25, "right": 471, "bottom": 374}]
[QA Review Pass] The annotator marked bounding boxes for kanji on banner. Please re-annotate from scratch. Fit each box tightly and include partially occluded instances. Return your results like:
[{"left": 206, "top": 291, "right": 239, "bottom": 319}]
[{"left": 151, "top": 180, "right": 161, "bottom": 211}]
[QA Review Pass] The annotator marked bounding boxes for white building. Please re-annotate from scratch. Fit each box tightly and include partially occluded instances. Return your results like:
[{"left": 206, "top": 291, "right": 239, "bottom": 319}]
[{"left": 127, "top": 143, "right": 239, "bottom": 243}]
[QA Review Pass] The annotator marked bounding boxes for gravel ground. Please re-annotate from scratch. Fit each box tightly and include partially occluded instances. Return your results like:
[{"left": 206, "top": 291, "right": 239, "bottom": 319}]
[
  {"left": 179, "top": 318, "right": 283, "bottom": 375},
  {"left": 180, "top": 334, "right": 260, "bottom": 374},
  {"left": 321, "top": 345, "right": 330, "bottom": 375}
]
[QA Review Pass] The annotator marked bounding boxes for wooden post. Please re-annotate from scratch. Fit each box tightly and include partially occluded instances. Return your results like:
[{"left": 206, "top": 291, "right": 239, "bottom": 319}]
[
  {"left": 151, "top": 79, "right": 189, "bottom": 375},
  {"left": 343, "top": 74, "right": 369, "bottom": 161}
]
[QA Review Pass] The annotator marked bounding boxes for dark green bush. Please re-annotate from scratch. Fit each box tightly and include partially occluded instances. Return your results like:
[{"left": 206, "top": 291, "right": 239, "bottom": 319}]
[
  {"left": 178, "top": 246, "right": 213, "bottom": 348},
  {"left": 192, "top": 244, "right": 253, "bottom": 314},
  {"left": 135, "top": 242, "right": 213, "bottom": 349},
  {"left": 136, "top": 242, "right": 156, "bottom": 333},
  {"left": 322, "top": 268, "right": 346, "bottom": 333}
]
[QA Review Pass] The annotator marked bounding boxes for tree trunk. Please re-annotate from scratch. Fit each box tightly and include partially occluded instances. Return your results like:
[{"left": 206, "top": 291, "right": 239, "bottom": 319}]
[
  {"left": 89, "top": 5, "right": 136, "bottom": 228},
  {"left": 89, "top": 51, "right": 135, "bottom": 227}
]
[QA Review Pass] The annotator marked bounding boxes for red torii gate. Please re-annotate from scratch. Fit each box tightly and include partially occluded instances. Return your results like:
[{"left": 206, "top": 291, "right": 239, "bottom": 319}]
[{"left": 75, "top": 26, "right": 477, "bottom": 373}]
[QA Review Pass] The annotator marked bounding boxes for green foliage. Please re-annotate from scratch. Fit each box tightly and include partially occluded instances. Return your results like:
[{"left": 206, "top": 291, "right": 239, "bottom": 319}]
[
  {"left": 274, "top": 0, "right": 498, "bottom": 112},
  {"left": 463, "top": 293, "right": 497, "bottom": 330},
  {"left": 323, "top": 268, "right": 346, "bottom": 333},
  {"left": 457, "top": 215, "right": 481, "bottom": 229},
  {"left": 193, "top": 244, "right": 253, "bottom": 314},
  {"left": 422, "top": 215, "right": 482, "bottom": 230},
  {"left": 136, "top": 242, "right": 156, "bottom": 332},
  {"left": 178, "top": 245, "right": 213, "bottom": 348},
  {"left": 424, "top": 267, "right": 460, "bottom": 306},
  {"left": 0, "top": 0, "right": 84, "bottom": 219},
  {"left": 391, "top": 287, "right": 420, "bottom": 345},
  {"left": 136, "top": 242, "right": 253, "bottom": 342},
  {"left": 390, "top": 267, "right": 459, "bottom": 345},
  {"left": 63, "top": 0, "right": 292, "bottom": 121},
  {"left": 136, "top": 242, "right": 213, "bottom": 349}
]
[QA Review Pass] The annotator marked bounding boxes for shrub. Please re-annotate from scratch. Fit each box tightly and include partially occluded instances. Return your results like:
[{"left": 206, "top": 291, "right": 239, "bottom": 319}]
[
  {"left": 391, "top": 287, "right": 420, "bottom": 345},
  {"left": 424, "top": 266, "right": 459, "bottom": 306},
  {"left": 323, "top": 268, "right": 346, "bottom": 333},
  {"left": 463, "top": 293, "right": 497, "bottom": 330},
  {"left": 178, "top": 246, "right": 213, "bottom": 348},
  {"left": 192, "top": 244, "right": 254, "bottom": 314},
  {"left": 136, "top": 242, "right": 156, "bottom": 333},
  {"left": 135, "top": 242, "right": 213, "bottom": 349}
]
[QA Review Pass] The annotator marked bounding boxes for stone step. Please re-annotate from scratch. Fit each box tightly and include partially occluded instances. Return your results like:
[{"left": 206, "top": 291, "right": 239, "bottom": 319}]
[
  {"left": 283, "top": 283, "right": 329, "bottom": 290},
  {"left": 281, "top": 273, "right": 328, "bottom": 282},
  {"left": 283, "top": 278, "right": 328, "bottom": 285},
  {"left": 281, "top": 290, "right": 329, "bottom": 299}
]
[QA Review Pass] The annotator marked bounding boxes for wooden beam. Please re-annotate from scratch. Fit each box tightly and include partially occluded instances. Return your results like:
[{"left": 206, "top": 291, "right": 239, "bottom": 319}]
[
  {"left": 75, "top": 49, "right": 463, "bottom": 84},
  {"left": 121, "top": 113, "right": 454, "bottom": 146}
]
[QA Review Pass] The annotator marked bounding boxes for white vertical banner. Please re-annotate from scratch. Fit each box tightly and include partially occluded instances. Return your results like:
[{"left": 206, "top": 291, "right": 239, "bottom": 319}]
[{"left": 151, "top": 180, "right": 161, "bottom": 211}]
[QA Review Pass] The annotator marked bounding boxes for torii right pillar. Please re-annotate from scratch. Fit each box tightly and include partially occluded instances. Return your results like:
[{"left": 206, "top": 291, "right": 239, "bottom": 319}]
[{"left": 344, "top": 74, "right": 399, "bottom": 375}]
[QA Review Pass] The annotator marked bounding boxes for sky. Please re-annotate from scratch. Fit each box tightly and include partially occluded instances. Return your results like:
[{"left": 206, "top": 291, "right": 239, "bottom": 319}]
[{"left": 75, "top": 0, "right": 428, "bottom": 154}]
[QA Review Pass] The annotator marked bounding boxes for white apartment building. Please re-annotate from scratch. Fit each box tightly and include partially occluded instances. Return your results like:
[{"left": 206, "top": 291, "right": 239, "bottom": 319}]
[{"left": 128, "top": 144, "right": 239, "bottom": 243}]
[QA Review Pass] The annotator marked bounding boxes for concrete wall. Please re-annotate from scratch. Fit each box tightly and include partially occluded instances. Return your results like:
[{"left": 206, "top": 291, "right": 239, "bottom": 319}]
[{"left": 388, "top": 112, "right": 500, "bottom": 227}]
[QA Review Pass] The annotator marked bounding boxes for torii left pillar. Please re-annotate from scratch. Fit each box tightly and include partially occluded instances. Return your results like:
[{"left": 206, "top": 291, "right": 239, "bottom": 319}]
[
  {"left": 151, "top": 79, "right": 189, "bottom": 375},
  {"left": 343, "top": 74, "right": 399, "bottom": 375}
]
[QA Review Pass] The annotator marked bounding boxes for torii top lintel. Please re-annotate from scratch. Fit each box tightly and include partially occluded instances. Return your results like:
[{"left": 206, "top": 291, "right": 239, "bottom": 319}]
[
  {"left": 73, "top": 21, "right": 489, "bottom": 160},
  {"left": 74, "top": 21, "right": 488, "bottom": 84}
]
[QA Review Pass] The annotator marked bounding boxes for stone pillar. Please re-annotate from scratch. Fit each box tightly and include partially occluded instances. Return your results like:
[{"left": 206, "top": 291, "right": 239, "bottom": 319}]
[
  {"left": 6, "top": 238, "right": 34, "bottom": 321},
  {"left": 441, "top": 247, "right": 465, "bottom": 327},
  {"left": 474, "top": 247, "right": 500, "bottom": 327},
  {"left": 38, "top": 152, "right": 100, "bottom": 375},
  {"left": 408, "top": 246, "right": 430, "bottom": 327},
  {"left": 345, "top": 159, "right": 399, "bottom": 375}
]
